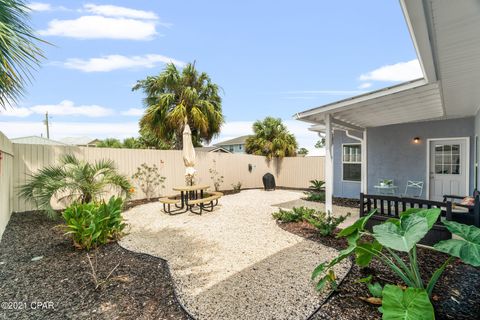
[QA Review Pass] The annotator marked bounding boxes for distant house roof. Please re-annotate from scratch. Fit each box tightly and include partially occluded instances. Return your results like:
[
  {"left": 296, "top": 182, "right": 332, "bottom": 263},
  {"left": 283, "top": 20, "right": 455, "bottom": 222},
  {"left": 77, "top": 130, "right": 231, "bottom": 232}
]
[
  {"left": 214, "top": 135, "right": 250, "bottom": 146},
  {"left": 10, "top": 136, "right": 68, "bottom": 146},
  {"left": 60, "top": 136, "right": 100, "bottom": 146},
  {"left": 195, "top": 146, "right": 231, "bottom": 153}
]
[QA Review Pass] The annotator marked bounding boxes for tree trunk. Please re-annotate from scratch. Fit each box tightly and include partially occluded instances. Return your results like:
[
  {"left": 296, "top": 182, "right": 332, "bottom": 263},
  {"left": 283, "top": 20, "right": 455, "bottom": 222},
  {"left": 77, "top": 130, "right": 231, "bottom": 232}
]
[{"left": 174, "top": 131, "right": 183, "bottom": 150}]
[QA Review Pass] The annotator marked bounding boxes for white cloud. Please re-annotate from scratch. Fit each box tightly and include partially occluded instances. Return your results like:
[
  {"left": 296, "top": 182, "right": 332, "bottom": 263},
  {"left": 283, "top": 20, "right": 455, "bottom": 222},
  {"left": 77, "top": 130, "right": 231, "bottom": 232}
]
[
  {"left": 29, "top": 2, "right": 68, "bottom": 12},
  {"left": 29, "top": 100, "right": 113, "bottom": 117},
  {"left": 0, "top": 107, "right": 33, "bottom": 117},
  {"left": 83, "top": 4, "right": 158, "bottom": 20},
  {"left": 0, "top": 121, "right": 139, "bottom": 140},
  {"left": 358, "top": 82, "right": 372, "bottom": 89},
  {"left": 38, "top": 15, "right": 157, "bottom": 40},
  {"left": 64, "top": 54, "right": 185, "bottom": 72},
  {"left": 359, "top": 59, "right": 423, "bottom": 82},
  {"left": 121, "top": 108, "right": 144, "bottom": 116},
  {"left": 29, "top": 2, "right": 52, "bottom": 11}
]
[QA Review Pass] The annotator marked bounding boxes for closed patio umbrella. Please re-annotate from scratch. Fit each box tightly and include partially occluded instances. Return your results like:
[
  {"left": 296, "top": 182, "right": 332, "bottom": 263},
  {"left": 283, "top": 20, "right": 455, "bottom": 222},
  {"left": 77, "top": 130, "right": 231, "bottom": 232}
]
[{"left": 183, "top": 121, "right": 196, "bottom": 185}]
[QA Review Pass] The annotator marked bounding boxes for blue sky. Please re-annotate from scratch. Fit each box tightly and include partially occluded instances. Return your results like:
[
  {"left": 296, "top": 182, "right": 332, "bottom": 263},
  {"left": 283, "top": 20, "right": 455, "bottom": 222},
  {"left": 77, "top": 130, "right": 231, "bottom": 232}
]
[{"left": 0, "top": 1, "right": 422, "bottom": 154}]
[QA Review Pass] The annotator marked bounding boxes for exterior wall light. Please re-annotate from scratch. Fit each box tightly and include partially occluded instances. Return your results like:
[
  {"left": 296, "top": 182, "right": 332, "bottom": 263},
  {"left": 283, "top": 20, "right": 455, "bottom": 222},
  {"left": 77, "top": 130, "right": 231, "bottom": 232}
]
[{"left": 413, "top": 137, "right": 421, "bottom": 144}]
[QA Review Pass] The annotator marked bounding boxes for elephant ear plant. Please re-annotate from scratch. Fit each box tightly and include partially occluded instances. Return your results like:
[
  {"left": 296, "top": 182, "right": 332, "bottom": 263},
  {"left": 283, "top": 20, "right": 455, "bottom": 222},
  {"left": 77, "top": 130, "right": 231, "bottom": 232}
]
[{"left": 312, "top": 208, "right": 480, "bottom": 319}]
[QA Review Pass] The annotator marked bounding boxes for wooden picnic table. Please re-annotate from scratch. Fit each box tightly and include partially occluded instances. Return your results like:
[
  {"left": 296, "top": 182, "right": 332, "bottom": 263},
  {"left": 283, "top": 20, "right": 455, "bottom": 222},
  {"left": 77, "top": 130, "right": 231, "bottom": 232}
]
[{"left": 173, "top": 185, "right": 210, "bottom": 209}]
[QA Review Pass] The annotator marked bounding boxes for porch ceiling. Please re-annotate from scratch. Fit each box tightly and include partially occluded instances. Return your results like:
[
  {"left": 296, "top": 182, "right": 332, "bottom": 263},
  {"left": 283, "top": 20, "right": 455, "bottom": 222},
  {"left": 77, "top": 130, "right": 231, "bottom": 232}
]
[{"left": 296, "top": 81, "right": 444, "bottom": 130}]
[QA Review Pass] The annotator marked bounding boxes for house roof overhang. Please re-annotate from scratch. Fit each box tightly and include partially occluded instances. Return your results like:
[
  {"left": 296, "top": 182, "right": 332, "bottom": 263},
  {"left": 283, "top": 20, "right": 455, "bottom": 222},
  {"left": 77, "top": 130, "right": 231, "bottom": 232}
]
[
  {"left": 295, "top": 79, "right": 444, "bottom": 131},
  {"left": 295, "top": 0, "right": 480, "bottom": 131}
]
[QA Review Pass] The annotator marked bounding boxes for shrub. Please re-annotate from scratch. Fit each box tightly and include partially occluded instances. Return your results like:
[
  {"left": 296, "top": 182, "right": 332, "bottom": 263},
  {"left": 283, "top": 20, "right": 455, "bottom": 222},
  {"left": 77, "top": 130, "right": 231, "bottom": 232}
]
[
  {"left": 309, "top": 179, "right": 325, "bottom": 192},
  {"left": 231, "top": 182, "right": 242, "bottom": 193},
  {"left": 304, "top": 211, "right": 350, "bottom": 236},
  {"left": 272, "top": 207, "right": 314, "bottom": 223},
  {"left": 311, "top": 208, "right": 480, "bottom": 319},
  {"left": 62, "top": 197, "right": 126, "bottom": 250},
  {"left": 305, "top": 191, "right": 325, "bottom": 202},
  {"left": 19, "top": 154, "right": 132, "bottom": 217},
  {"left": 131, "top": 163, "right": 166, "bottom": 200},
  {"left": 209, "top": 161, "right": 224, "bottom": 191}
]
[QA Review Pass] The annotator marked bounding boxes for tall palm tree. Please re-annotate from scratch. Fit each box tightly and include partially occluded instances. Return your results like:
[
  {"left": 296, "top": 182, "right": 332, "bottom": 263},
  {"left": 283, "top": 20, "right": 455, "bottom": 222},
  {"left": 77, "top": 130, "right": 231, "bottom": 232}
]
[
  {"left": 0, "top": 0, "right": 45, "bottom": 108},
  {"left": 245, "top": 117, "right": 298, "bottom": 159},
  {"left": 19, "top": 154, "right": 132, "bottom": 217},
  {"left": 133, "top": 62, "right": 224, "bottom": 149}
]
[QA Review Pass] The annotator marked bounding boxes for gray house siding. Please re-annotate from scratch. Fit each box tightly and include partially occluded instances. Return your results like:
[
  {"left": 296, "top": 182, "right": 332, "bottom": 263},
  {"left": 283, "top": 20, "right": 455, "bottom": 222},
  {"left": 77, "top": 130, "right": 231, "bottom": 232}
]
[
  {"left": 367, "top": 117, "right": 474, "bottom": 198},
  {"left": 333, "top": 131, "right": 361, "bottom": 198},
  {"left": 333, "top": 117, "right": 475, "bottom": 199},
  {"left": 475, "top": 110, "right": 480, "bottom": 189}
]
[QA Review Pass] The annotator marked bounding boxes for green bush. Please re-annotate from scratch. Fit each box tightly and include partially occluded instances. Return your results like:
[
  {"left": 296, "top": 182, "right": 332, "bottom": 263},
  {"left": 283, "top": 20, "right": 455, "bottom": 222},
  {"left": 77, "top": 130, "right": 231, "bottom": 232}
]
[
  {"left": 272, "top": 207, "right": 315, "bottom": 223},
  {"left": 311, "top": 208, "right": 480, "bottom": 319},
  {"left": 305, "top": 191, "right": 325, "bottom": 202},
  {"left": 304, "top": 211, "right": 350, "bottom": 236},
  {"left": 309, "top": 179, "right": 325, "bottom": 192},
  {"left": 62, "top": 196, "right": 126, "bottom": 250}
]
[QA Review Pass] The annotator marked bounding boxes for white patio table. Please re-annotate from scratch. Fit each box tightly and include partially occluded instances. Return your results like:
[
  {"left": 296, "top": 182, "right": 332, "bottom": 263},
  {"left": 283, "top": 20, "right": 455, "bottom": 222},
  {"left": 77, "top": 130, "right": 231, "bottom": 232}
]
[{"left": 373, "top": 184, "right": 398, "bottom": 195}]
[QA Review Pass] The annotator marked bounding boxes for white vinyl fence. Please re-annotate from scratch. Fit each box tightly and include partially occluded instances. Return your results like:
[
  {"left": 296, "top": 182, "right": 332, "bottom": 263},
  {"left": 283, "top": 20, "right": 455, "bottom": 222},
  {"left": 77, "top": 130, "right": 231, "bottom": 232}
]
[
  {"left": 0, "top": 132, "right": 14, "bottom": 240},
  {"left": 0, "top": 131, "right": 324, "bottom": 240}
]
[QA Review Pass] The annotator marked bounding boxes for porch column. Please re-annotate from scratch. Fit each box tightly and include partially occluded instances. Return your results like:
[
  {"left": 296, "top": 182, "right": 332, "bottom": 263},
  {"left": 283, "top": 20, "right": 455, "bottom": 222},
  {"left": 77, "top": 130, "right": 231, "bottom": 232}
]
[
  {"left": 361, "top": 129, "right": 367, "bottom": 194},
  {"left": 325, "top": 114, "right": 333, "bottom": 214}
]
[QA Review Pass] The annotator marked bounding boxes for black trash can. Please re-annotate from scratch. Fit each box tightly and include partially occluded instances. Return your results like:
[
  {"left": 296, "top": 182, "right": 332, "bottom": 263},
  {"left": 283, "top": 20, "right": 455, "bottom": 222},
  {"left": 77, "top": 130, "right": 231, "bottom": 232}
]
[{"left": 262, "top": 173, "right": 276, "bottom": 191}]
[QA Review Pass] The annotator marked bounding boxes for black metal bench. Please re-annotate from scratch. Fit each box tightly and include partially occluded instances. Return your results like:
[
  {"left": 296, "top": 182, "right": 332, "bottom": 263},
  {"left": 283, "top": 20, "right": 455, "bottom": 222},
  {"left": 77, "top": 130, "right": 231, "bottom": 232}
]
[
  {"left": 443, "top": 193, "right": 480, "bottom": 227},
  {"left": 359, "top": 193, "right": 452, "bottom": 246}
]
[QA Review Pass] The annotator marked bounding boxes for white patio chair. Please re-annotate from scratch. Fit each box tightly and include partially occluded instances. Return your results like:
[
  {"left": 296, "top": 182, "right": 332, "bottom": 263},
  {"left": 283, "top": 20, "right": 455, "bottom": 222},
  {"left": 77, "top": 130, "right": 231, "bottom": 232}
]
[{"left": 403, "top": 180, "right": 424, "bottom": 198}]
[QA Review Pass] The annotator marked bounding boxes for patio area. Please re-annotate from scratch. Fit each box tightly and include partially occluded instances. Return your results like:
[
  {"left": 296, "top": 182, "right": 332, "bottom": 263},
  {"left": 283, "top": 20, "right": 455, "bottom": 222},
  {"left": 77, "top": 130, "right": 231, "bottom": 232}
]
[{"left": 120, "top": 189, "right": 351, "bottom": 320}]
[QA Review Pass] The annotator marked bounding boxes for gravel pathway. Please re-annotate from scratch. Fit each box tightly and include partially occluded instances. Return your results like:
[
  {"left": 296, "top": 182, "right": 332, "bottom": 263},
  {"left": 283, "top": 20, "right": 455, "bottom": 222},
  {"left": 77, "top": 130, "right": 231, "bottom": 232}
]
[{"left": 119, "top": 189, "right": 351, "bottom": 320}]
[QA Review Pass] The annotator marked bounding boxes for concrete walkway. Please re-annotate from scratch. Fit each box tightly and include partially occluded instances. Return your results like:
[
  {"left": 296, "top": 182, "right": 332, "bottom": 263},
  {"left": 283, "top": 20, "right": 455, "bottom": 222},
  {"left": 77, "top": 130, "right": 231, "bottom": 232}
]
[{"left": 119, "top": 190, "right": 351, "bottom": 320}]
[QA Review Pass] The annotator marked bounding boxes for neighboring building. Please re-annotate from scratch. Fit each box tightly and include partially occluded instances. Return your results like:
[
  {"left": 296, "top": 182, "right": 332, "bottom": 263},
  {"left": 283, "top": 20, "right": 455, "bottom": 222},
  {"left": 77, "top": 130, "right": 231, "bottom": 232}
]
[
  {"left": 214, "top": 135, "right": 250, "bottom": 154},
  {"left": 60, "top": 137, "right": 100, "bottom": 147},
  {"left": 295, "top": 0, "right": 480, "bottom": 213},
  {"left": 10, "top": 136, "right": 67, "bottom": 146},
  {"left": 195, "top": 146, "right": 231, "bottom": 153}
]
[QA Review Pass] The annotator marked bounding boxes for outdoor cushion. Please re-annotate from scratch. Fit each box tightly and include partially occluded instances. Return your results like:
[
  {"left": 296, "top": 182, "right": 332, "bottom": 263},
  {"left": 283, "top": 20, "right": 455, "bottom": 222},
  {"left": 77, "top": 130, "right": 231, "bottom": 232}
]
[{"left": 461, "top": 196, "right": 475, "bottom": 206}]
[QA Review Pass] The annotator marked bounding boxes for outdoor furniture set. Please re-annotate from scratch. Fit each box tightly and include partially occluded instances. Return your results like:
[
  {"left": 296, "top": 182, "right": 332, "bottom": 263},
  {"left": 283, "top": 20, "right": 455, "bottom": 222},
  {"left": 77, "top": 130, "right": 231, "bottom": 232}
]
[
  {"left": 159, "top": 184, "right": 223, "bottom": 215},
  {"left": 373, "top": 179, "right": 424, "bottom": 197},
  {"left": 360, "top": 190, "right": 480, "bottom": 246}
]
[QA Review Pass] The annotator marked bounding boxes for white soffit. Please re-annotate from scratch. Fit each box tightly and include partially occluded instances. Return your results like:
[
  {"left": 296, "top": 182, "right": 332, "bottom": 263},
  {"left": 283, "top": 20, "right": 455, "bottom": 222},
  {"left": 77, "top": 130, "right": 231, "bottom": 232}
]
[
  {"left": 427, "top": 0, "right": 480, "bottom": 117},
  {"left": 297, "top": 81, "right": 443, "bottom": 129}
]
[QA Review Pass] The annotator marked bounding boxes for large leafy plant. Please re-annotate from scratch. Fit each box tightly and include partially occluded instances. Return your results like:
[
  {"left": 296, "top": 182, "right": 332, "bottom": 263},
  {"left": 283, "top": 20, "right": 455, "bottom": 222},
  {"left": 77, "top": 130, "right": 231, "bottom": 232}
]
[
  {"left": 62, "top": 196, "right": 126, "bottom": 250},
  {"left": 312, "top": 208, "right": 480, "bottom": 319},
  {"left": 19, "top": 154, "right": 132, "bottom": 217}
]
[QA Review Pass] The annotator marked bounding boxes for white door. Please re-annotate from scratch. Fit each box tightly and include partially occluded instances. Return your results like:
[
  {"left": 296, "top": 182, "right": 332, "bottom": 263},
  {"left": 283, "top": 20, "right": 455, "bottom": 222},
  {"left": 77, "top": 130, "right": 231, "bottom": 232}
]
[{"left": 429, "top": 139, "right": 468, "bottom": 201}]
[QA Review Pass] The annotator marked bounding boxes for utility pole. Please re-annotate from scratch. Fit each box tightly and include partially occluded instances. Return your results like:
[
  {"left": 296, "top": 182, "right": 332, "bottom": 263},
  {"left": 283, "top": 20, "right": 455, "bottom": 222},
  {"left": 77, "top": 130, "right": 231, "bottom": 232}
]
[{"left": 43, "top": 112, "right": 50, "bottom": 139}]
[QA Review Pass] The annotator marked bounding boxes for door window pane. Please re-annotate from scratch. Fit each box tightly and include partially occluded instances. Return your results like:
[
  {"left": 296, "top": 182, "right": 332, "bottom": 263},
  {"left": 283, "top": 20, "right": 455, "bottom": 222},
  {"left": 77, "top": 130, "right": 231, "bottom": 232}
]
[{"left": 434, "top": 143, "right": 460, "bottom": 175}]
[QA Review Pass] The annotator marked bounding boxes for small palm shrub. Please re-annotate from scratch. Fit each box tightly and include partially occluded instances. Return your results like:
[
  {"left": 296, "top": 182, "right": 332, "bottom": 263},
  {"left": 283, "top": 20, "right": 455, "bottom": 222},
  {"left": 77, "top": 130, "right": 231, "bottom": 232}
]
[
  {"left": 231, "top": 181, "right": 242, "bottom": 193},
  {"left": 309, "top": 179, "right": 325, "bottom": 192},
  {"left": 303, "top": 211, "right": 350, "bottom": 236},
  {"left": 62, "top": 197, "right": 126, "bottom": 250},
  {"left": 19, "top": 154, "right": 132, "bottom": 217},
  {"left": 272, "top": 207, "right": 314, "bottom": 223}
]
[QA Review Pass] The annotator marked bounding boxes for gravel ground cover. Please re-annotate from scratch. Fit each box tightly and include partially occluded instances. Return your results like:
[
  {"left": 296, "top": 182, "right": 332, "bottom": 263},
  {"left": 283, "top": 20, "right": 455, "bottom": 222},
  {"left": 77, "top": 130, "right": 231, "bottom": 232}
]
[
  {"left": 0, "top": 212, "right": 190, "bottom": 320},
  {"left": 120, "top": 189, "right": 351, "bottom": 320},
  {"left": 280, "top": 220, "right": 480, "bottom": 320}
]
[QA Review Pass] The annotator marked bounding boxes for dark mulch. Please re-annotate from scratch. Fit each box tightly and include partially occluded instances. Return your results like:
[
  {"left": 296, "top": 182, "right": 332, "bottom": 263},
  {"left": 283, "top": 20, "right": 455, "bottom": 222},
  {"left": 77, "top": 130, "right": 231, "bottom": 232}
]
[
  {"left": 279, "top": 221, "right": 480, "bottom": 320},
  {"left": 0, "top": 212, "right": 190, "bottom": 320}
]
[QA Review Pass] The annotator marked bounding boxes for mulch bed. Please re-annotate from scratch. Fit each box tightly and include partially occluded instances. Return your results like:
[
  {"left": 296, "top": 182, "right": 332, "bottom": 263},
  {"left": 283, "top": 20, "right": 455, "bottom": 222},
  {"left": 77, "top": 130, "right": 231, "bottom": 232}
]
[
  {"left": 279, "top": 221, "right": 480, "bottom": 320},
  {"left": 0, "top": 212, "right": 190, "bottom": 320}
]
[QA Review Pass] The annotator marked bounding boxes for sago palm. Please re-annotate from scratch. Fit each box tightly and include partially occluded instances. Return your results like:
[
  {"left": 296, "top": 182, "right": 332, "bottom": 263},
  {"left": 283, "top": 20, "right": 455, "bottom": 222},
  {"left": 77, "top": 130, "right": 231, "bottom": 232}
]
[
  {"left": 19, "top": 154, "right": 132, "bottom": 217},
  {"left": 0, "top": 0, "right": 45, "bottom": 108},
  {"left": 245, "top": 117, "right": 298, "bottom": 159},
  {"left": 133, "top": 62, "right": 224, "bottom": 149}
]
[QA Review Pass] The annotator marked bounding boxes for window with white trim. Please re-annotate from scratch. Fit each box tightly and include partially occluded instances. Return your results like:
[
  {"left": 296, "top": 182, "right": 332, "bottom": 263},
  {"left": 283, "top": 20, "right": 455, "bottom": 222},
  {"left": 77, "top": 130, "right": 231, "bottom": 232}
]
[{"left": 343, "top": 144, "right": 361, "bottom": 181}]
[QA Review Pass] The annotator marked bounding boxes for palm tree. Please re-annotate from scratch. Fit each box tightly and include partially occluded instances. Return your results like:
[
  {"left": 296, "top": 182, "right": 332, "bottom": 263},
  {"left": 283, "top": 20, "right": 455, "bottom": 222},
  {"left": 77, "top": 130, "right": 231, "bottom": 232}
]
[
  {"left": 133, "top": 62, "right": 224, "bottom": 149},
  {"left": 245, "top": 117, "right": 298, "bottom": 159},
  {"left": 19, "top": 155, "right": 132, "bottom": 217},
  {"left": 0, "top": 0, "right": 45, "bottom": 108},
  {"left": 96, "top": 138, "right": 123, "bottom": 148}
]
